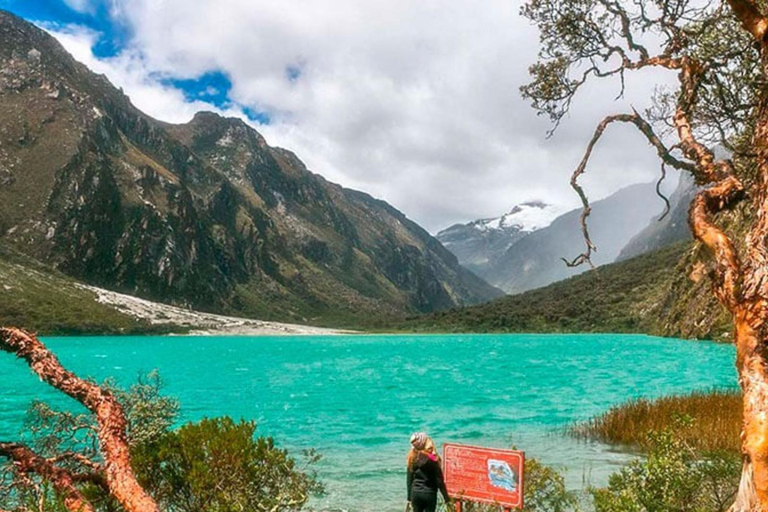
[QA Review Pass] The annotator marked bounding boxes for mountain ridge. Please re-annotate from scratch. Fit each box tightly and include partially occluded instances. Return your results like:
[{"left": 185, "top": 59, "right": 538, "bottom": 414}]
[
  {"left": 435, "top": 200, "right": 563, "bottom": 276},
  {"left": 0, "top": 10, "right": 501, "bottom": 325},
  {"left": 448, "top": 183, "right": 666, "bottom": 293},
  {"left": 617, "top": 172, "right": 696, "bottom": 261},
  {"left": 405, "top": 241, "right": 732, "bottom": 341}
]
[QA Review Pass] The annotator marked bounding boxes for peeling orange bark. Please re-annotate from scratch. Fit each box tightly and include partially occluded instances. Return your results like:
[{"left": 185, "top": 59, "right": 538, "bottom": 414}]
[
  {"left": 0, "top": 328, "right": 159, "bottom": 512},
  {"left": 524, "top": 0, "right": 768, "bottom": 509},
  {"left": 726, "top": 0, "right": 768, "bottom": 42},
  {"left": 728, "top": 308, "right": 768, "bottom": 510},
  {"left": 0, "top": 442, "right": 95, "bottom": 512}
]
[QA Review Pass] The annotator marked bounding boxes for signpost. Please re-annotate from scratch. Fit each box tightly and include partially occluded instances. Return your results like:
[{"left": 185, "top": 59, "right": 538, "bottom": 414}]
[{"left": 443, "top": 443, "right": 524, "bottom": 511}]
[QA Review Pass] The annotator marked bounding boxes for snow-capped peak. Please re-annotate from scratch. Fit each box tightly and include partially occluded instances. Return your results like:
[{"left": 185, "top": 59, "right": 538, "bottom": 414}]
[{"left": 472, "top": 201, "right": 564, "bottom": 233}]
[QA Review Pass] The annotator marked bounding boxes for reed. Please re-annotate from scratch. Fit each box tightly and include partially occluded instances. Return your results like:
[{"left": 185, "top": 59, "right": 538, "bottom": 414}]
[{"left": 570, "top": 389, "right": 742, "bottom": 453}]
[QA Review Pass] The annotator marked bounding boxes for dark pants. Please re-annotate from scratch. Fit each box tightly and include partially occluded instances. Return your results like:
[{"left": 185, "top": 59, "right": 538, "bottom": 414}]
[{"left": 411, "top": 492, "right": 438, "bottom": 512}]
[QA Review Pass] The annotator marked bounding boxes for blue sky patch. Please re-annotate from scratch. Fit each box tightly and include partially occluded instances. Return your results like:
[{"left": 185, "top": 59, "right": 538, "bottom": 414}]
[
  {"left": 1, "top": 0, "right": 129, "bottom": 57},
  {"left": 286, "top": 65, "right": 302, "bottom": 83},
  {"left": 242, "top": 106, "right": 271, "bottom": 125},
  {"left": 0, "top": 0, "right": 272, "bottom": 125},
  {"left": 163, "top": 71, "right": 233, "bottom": 106}
]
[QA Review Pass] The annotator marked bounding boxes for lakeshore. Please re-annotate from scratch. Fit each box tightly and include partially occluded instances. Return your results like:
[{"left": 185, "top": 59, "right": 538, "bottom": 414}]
[
  {"left": 80, "top": 284, "right": 354, "bottom": 336},
  {"left": 0, "top": 333, "right": 737, "bottom": 512}
]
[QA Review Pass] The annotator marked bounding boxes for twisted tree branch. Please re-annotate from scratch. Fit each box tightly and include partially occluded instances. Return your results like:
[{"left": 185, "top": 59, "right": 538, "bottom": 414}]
[
  {"left": 563, "top": 111, "right": 694, "bottom": 267},
  {"left": 0, "top": 443, "right": 95, "bottom": 512},
  {"left": 689, "top": 177, "right": 745, "bottom": 310},
  {"left": 0, "top": 328, "right": 159, "bottom": 512},
  {"left": 671, "top": 57, "right": 746, "bottom": 309}
]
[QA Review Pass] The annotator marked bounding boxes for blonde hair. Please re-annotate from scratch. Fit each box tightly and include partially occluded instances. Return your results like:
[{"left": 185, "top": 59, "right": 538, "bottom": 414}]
[{"left": 406, "top": 435, "right": 441, "bottom": 468}]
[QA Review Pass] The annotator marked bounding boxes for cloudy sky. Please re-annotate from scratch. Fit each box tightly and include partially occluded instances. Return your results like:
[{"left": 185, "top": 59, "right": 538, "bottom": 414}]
[{"left": 2, "top": 0, "right": 676, "bottom": 233}]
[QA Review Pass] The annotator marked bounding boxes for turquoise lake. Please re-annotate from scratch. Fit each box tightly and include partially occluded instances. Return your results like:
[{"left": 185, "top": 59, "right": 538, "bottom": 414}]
[{"left": 0, "top": 333, "right": 738, "bottom": 511}]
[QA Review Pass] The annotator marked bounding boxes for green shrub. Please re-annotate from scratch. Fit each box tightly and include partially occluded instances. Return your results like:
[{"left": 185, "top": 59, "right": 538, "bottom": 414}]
[
  {"left": 522, "top": 458, "right": 580, "bottom": 512},
  {"left": 591, "top": 427, "right": 740, "bottom": 512},
  {"left": 458, "top": 457, "right": 579, "bottom": 512},
  {"left": 2, "top": 373, "right": 322, "bottom": 512},
  {"left": 132, "top": 417, "right": 324, "bottom": 512}
]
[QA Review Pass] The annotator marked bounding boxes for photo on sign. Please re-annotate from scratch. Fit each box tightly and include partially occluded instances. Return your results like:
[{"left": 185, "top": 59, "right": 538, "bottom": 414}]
[{"left": 487, "top": 459, "right": 518, "bottom": 493}]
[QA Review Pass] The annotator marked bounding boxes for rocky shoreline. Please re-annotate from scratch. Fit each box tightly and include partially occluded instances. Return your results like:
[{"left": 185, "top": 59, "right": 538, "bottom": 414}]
[{"left": 80, "top": 284, "right": 353, "bottom": 336}]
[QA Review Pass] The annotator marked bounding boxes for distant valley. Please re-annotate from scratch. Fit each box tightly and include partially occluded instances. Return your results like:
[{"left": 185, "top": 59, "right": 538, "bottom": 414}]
[
  {"left": 0, "top": 9, "right": 718, "bottom": 340},
  {"left": 437, "top": 174, "right": 695, "bottom": 294},
  {"left": 0, "top": 11, "right": 501, "bottom": 332}
]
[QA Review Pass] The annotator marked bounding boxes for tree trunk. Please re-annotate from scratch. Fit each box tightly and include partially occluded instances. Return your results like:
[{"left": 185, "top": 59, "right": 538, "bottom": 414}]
[
  {"left": 730, "top": 307, "right": 768, "bottom": 511},
  {"left": 0, "top": 328, "right": 159, "bottom": 512},
  {"left": 0, "top": 443, "right": 97, "bottom": 512}
]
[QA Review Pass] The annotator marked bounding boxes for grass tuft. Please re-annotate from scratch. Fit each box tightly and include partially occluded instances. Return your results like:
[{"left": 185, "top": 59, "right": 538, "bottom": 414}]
[{"left": 570, "top": 389, "right": 742, "bottom": 453}]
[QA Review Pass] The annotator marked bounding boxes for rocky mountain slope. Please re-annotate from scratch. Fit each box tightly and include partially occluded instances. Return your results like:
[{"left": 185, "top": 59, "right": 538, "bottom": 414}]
[
  {"left": 0, "top": 241, "right": 349, "bottom": 335},
  {"left": 0, "top": 10, "right": 501, "bottom": 326},
  {"left": 408, "top": 173, "right": 735, "bottom": 341},
  {"left": 435, "top": 201, "right": 562, "bottom": 276},
  {"left": 407, "top": 241, "right": 732, "bottom": 341},
  {"left": 617, "top": 173, "right": 697, "bottom": 261},
  {"left": 476, "top": 183, "right": 664, "bottom": 294},
  {"left": 0, "top": 241, "right": 154, "bottom": 334}
]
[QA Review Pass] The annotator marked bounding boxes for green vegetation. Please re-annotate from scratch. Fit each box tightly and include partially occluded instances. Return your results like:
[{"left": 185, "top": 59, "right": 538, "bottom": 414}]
[
  {"left": 522, "top": 458, "right": 580, "bottom": 512},
  {"left": 571, "top": 390, "right": 742, "bottom": 454},
  {"left": 133, "top": 418, "right": 323, "bottom": 512},
  {"left": 458, "top": 457, "right": 579, "bottom": 512},
  {"left": 406, "top": 243, "right": 694, "bottom": 335},
  {"left": 454, "top": 392, "right": 744, "bottom": 512},
  {"left": 1, "top": 372, "right": 323, "bottom": 512},
  {"left": 0, "top": 243, "right": 169, "bottom": 335},
  {"left": 403, "top": 241, "right": 736, "bottom": 341},
  {"left": 592, "top": 427, "right": 740, "bottom": 512},
  {"left": 564, "top": 392, "right": 744, "bottom": 511}
]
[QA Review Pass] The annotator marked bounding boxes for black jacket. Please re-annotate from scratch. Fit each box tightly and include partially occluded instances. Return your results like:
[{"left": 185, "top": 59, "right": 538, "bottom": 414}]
[{"left": 407, "top": 452, "right": 449, "bottom": 501}]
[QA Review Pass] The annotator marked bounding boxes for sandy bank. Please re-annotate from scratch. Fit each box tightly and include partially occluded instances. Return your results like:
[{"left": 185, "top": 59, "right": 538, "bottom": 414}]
[{"left": 78, "top": 284, "right": 353, "bottom": 336}]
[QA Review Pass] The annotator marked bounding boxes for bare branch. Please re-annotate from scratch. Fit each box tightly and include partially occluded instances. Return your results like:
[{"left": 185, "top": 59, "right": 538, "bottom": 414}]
[
  {"left": 688, "top": 176, "right": 745, "bottom": 310},
  {"left": 656, "top": 161, "right": 672, "bottom": 221},
  {"left": 563, "top": 110, "right": 695, "bottom": 267},
  {"left": 597, "top": 0, "right": 650, "bottom": 60},
  {"left": 0, "top": 442, "right": 95, "bottom": 512},
  {"left": 0, "top": 328, "right": 159, "bottom": 512},
  {"left": 47, "top": 452, "right": 104, "bottom": 474}
]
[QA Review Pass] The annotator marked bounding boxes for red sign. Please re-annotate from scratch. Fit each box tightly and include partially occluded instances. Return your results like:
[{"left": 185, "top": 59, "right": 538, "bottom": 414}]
[{"left": 443, "top": 443, "right": 524, "bottom": 509}]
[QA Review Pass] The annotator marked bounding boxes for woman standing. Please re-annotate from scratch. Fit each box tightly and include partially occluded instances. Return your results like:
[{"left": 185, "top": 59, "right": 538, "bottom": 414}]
[{"left": 406, "top": 432, "right": 450, "bottom": 512}]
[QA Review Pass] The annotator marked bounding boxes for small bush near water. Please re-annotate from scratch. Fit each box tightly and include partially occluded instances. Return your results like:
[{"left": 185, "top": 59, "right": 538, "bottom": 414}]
[
  {"left": 458, "top": 457, "right": 579, "bottom": 512},
  {"left": 0, "top": 373, "right": 322, "bottom": 512},
  {"left": 592, "top": 427, "right": 740, "bottom": 512},
  {"left": 569, "top": 389, "right": 742, "bottom": 453},
  {"left": 133, "top": 417, "right": 324, "bottom": 512}
]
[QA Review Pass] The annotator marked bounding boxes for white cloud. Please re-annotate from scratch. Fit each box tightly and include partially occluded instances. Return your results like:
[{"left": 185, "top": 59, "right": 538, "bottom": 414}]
[
  {"left": 62, "top": 0, "right": 96, "bottom": 14},
  {"left": 47, "top": 1, "right": 675, "bottom": 233},
  {"left": 43, "top": 24, "right": 248, "bottom": 124}
]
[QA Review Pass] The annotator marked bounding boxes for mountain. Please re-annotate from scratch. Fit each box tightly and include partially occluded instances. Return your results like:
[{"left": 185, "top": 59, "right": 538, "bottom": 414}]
[
  {"left": 477, "top": 182, "right": 663, "bottom": 294},
  {"left": 406, "top": 241, "right": 732, "bottom": 341},
  {"left": 435, "top": 201, "right": 562, "bottom": 276},
  {"left": 0, "top": 10, "right": 501, "bottom": 326},
  {"left": 0, "top": 241, "right": 156, "bottom": 335},
  {"left": 617, "top": 172, "right": 697, "bottom": 261}
]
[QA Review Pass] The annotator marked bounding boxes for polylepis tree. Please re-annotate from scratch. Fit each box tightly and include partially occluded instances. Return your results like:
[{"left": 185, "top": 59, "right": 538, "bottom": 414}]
[
  {"left": 0, "top": 328, "right": 159, "bottom": 512},
  {"left": 521, "top": 0, "right": 768, "bottom": 509}
]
